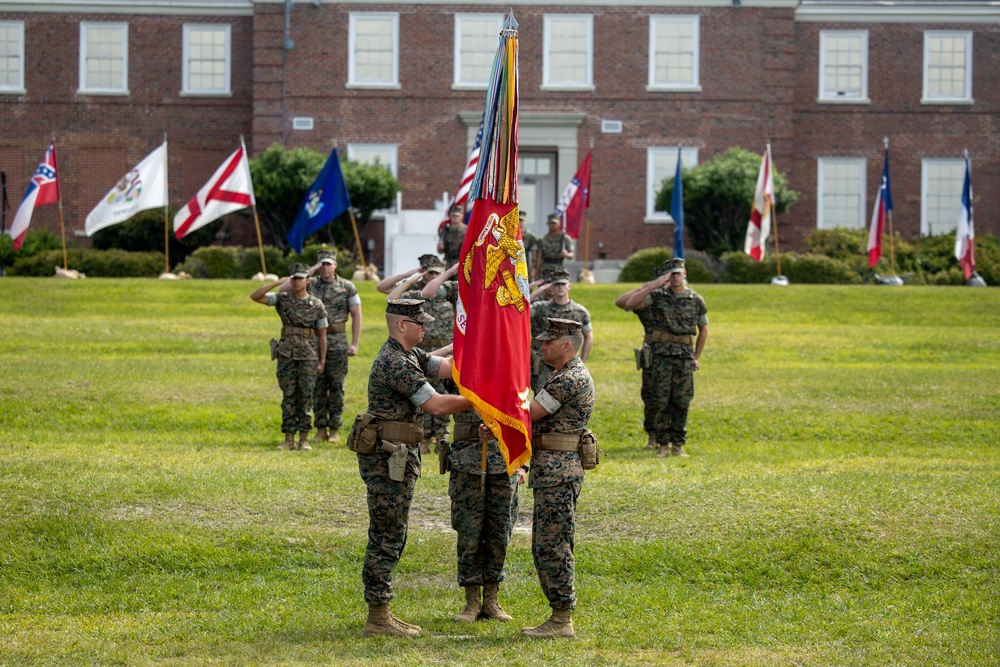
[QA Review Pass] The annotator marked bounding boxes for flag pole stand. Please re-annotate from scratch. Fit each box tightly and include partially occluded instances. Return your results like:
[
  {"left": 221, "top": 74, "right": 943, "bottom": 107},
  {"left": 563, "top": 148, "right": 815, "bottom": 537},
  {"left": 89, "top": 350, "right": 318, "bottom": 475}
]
[{"left": 251, "top": 205, "right": 267, "bottom": 276}]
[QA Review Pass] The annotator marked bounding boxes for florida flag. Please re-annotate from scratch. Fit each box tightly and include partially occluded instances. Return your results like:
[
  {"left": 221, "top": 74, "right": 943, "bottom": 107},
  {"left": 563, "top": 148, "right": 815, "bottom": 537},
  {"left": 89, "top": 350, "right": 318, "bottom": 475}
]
[
  {"left": 867, "top": 149, "right": 893, "bottom": 267},
  {"left": 174, "top": 141, "right": 255, "bottom": 238},
  {"left": 9, "top": 141, "right": 60, "bottom": 250},
  {"left": 955, "top": 157, "right": 975, "bottom": 280},
  {"left": 553, "top": 149, "right": 592, "bottom": 239},
  {"left": 744, "top": 144, "right": 774, "bottom": 261}
]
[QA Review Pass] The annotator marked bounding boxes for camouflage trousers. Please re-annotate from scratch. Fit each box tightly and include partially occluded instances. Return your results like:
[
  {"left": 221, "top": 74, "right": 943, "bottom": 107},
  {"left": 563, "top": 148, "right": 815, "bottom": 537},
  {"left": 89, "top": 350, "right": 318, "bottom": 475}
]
[
  {"left": 641, "top": 366, "right": 658, "bottom": 435},
  {"left": 421, "top": 377, "right": 454, "bottom": 443},
  {"left": 358, "top": 444, "right": 421, "bottom": 604},
  {"left": 313, "top": 344, "right": 349, "bottom": 431},
  {"left": 277, "top": 357, "right": 317, "bottom": 434},
  {"left": 448, "top": 468, "right": 517, "bottom": 586},
  {"left": 531, "top": 480, "right": 582, "bottom": 610},
  {"left": 651, "top": 355, "right": 696, "bottom": 447}
]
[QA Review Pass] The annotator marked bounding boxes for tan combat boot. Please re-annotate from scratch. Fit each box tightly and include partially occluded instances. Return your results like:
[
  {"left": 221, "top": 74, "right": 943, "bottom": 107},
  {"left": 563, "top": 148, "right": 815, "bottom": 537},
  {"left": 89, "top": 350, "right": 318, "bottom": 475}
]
[
  {"left": 277, "top": 433, "right": 295, "bottom": 451},
  {"left": 644, "top": 435, "right": 658, "bottom": 450},
  {"left": 297, "top": 431, "right": 312, "bottom": 451},
  {"left": 521, "top": 608, "right": 574, "bottom": 638},
  {"left": 387, "top": 609, "right": 421, "bottom": 633},
  {"left": 481, "top": 582, "right": 513, "bottom": 621},
  {"left": 313, "top": 427, "right": 328, "bottom": 443},
  {"left": 454, "top": 585, "right": 482, "bottom": 622},
  {"left": 327, "top": 428, "right": 340, "bottom": 443},
  {"left": 671, "top": 444, "right": 689, "bottom": 458},
  {"left": 655, "top": 443, "right": 672, "bottom": 458},
  {"left": 363, "top": 602, "right": 419, "bottom": 638}
]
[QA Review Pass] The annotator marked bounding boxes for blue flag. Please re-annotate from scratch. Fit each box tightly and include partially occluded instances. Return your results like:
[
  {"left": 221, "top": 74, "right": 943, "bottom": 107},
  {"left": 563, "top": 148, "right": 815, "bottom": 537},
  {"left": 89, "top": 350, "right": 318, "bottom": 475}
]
[
  {"left": 287, "top": 148, "right": 351, "bottom": 253},
  {"left": 671, "top": 146, "right": 684, "bottom": 259}
]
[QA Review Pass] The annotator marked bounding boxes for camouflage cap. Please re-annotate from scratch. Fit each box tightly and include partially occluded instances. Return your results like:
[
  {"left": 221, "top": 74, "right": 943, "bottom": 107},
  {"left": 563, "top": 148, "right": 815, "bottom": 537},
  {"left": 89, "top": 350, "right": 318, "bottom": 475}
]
[
  {"left": 652, "top": 265, "right": 667, "bottom": 278},
  {"left": 288, "top": 263, "right": 310, "bottom": 278},
  {"left": 418, "top": 254, "right": 446, "bottom": 271},
  {"left": 664, "top": 257, "right": 686, "bottom": 274},
  {"left": 549, "top": 268, "right": 571, "bottom": 285},
  {"left": 386, "top": 298, "right": 435, "bottom": 323},
  {"left": 317, "top": 249, "right": 336, "bottom": 264},
  {"left": 547, "top": 213, "right": 562, "bottom": 224},
  {"left": 536, "top": 317, "right": 582, "bottom": 341},
  {"left": 449, "top": 204, "right": 464, "bottom": 215}
]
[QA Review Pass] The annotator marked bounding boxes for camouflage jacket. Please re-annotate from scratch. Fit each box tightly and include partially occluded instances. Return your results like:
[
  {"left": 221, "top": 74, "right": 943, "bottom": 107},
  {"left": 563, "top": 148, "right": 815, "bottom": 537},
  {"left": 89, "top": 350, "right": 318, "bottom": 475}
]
[
  {"left": 267, "top": 292, "right": 328, "bottom": 361},
  {"left": 402, "top": 281, "right": 456, "bottom": 348},
  {"left": 531, "top": 299, "right": 592, "bottom": 350},
  {"left": 440, "top": 223, "right": 468, "bottom": 265},
  {"left": 529, "top": 355, "right": 594, "bottom": 489},
  {"left": 366, "top": 338, "right": 436, "bottom": 423},
  {"left": 635, "top": 287, "right": 667, "bottom": 334},
  {"left": 642, "top": 287, "right": 708, "bottom": 359},
  {"left": 537, "top": 232, "right": 574, "bottom": 263},
  {"left": 308, "top": 274, "right": 359, "bottom": 350}
]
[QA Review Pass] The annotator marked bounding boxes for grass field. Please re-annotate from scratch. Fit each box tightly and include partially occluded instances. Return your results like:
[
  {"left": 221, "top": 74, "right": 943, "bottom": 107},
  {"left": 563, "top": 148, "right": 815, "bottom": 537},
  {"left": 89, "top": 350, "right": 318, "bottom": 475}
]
[{"left": 0, "top": 278, "right": 997, "bottom": 666}]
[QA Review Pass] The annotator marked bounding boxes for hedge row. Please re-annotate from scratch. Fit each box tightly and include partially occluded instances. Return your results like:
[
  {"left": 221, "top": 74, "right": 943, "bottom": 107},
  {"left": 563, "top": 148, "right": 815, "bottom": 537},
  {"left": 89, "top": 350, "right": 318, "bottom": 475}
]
[
  {"left": 174, "top": 244, "right": 357, "bottom": 279},
  {"left": 9, "top": 249, "right": 164, "bottom": 277}
]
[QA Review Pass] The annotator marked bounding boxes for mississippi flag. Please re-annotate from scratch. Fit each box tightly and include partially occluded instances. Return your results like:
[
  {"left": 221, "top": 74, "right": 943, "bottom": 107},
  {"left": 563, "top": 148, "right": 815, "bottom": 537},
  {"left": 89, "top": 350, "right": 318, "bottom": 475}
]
[
  {"left": 744, "top": 144, "right": 775, "bottom": 261},
  {"left": 174, "top": 141, "right": 255, "bottom": 238},
  {"left": 439, "top": 117, "right": 484, "bottom": 233},
  {"left": 9, "top": 141, "right": 61, "bottom": 250},
  {"left": 955, "top": 157, "right": 975, "bottom": 280},
  {"left": 867, "top": 149, "right": 893, "bottom": 267},
  {"left": 553, "top": 149, "right": 592, "bottom": 239}
]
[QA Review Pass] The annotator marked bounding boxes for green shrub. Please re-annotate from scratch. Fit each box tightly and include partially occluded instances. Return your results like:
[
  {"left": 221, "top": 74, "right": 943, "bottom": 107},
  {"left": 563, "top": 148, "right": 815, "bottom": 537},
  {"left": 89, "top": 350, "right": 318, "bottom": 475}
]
[
  {"left": 175, "top": 246, "right": 241, "bottom": 279},
  {"left": 618, "top": 247, "right": 716, "bottom": 283},
  {"left": 0, "top": 229, "right": 64, "bottom": 269},
  {"left": 90, "top": 208, "right": 215, "bottom": 267},
  {"left": 239, "top": 246, "right": 288, "bottom": 278},
  {"left": 290, "top": 244, "right": 360, "bottom": 279},
  {"left": 782, "top": 253, "right": 862, "bottom": 285},
  {"left": 719, "top": 251, "right": 776, "bottom": 283},
  {"left": 9, "top": 249, "right": 162, "bottom": 277}
]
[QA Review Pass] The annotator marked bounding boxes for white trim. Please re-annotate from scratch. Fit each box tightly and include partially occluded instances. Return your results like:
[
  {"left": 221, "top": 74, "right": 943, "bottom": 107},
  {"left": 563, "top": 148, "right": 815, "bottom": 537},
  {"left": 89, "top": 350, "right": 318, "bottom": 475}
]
[
  {"left": 348, "top": 12, "right": 399, "bottom": 88},
  {"left": 920, "top": 157, "right": 965, "bottom": 236},
  {"left": 648, "top": 15, "right": 700, "bottom": 91},
  {"left": 182, "top": 23, "right": 231, "bottom": 96},
  {"left": 0, "top": 20, "right": 24, "bottom": 93},
  {"left": 797, "top": 4, "right": 1000, "bottom": 24},
  {"left": 453, "top": 13, "right": 502, "bottom": 89},
  {"left": 0, "top": 1, "right": 253, "bottom": 15},
  {"left": 543, "top": 14, "right": 593, "bottom": 89},
  {"left": 818, "top": 30, "right": 868, "bottom": 102},
  {"left": 923, "top": 30, "right": 973, "bottom": 103},
  {"left": 816, "top": 157, "right": 867, "bottom": 230},
  {"left": 646, "top": 146, "right": 698, "bottom": 223},
  {"left": 255, "top": 0, "right": 799, "bottom": 6},
  {"left": 78, "top": 21, "right": 129, "bottom": 95}
]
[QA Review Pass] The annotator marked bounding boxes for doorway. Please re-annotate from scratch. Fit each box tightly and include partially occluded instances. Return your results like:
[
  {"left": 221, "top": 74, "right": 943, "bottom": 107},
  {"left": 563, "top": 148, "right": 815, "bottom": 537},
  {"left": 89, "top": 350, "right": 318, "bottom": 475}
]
[{"left": 518, "top": 151, "right": 558, "bottom": 239}]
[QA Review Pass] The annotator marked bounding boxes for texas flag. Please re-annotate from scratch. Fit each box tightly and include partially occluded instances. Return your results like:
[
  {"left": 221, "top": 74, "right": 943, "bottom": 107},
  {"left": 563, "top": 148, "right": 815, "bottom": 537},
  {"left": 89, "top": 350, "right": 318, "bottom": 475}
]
[
  {"left": 9, "top": 141, "right": 61, "bottom": 250},
  {"left": 954, "top": 156, "right": 975, "bottom": 280},
  {"left": 553, "top": 149, "right": 592, "bottom": 239},
  {"left": 867, "top": 148, "right": 893, "bottom": 267},
  {"left": 174, "top": 141, "right": 255, "bottom": 238}
]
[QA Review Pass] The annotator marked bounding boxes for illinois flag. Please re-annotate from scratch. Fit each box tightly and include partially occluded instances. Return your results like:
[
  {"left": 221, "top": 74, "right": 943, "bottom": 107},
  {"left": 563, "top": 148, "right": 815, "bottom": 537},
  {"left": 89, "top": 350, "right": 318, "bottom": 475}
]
[
  {"left": 553, "top": 149, "right": 592, "bottom": 239},
  {"left": 9, "top": 141, "right": 60, "bottom": 250},
  {"left": 954, "top": 156, "right": 975, "bottom": 280},
  {"left": 453, "top": 12, "right": 532, "bottom": 475},
  {"left": 286, "top": 148, "right": 351, "bottom": 253},
  {"left": 174, "top": 141, "right": 254, "bottom": 238},
  {"left": 744, "top": 144, "right": 774, "bottom": 261},
  {"left": 85, "top": 142, "right": 169, "bottom": 236},
  {"left": 867, "top": 149, "right": 892, "bottom": 267}
]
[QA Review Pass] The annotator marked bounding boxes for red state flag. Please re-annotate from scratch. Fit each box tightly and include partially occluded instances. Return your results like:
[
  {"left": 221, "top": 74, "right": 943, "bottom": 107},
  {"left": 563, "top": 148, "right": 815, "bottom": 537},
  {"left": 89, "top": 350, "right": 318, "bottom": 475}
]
[{"left": 453, "top": 198, "right": 533, "bottom": 474}]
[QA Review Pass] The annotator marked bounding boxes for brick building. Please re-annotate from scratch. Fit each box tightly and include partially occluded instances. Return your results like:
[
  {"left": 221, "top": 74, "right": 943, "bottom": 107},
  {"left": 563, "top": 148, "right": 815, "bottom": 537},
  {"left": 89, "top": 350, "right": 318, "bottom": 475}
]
[{"left": 2, "top": 0, "right": 997, "bottom": 269}]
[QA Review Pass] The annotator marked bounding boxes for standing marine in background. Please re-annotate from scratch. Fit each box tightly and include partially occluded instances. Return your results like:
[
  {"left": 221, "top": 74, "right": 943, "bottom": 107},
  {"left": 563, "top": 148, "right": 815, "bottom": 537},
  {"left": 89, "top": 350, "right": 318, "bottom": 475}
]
[
  {"left": 520, "top": 210, "right": 538, "bottom": 280},
  {"left": 438, "top": 204, "right": 468, "bottom": 267},
  {"left": 529, "top": 268, "right": 593, "bottom": 394},
  {"left": 621, "top": 258, "right": 708, "bottom": 457},
  {"left": 614, "top": 265, "right": 667, "bottom": 450},
  {"left": 534, "top": 213, "right": 574, "bottom": 281},
  {"left": 250, "top": 263, "right": 328, "bottom": 451}
]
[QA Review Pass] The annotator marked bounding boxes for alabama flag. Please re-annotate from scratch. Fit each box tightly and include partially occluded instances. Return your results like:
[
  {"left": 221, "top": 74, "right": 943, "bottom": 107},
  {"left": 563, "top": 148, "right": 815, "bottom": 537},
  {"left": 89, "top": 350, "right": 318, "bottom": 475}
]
[
  {"left": 955, "top": 157, "right": 975, "bottom": 280},
  {"left": 553, "top": 150, "right": 592, "bottom": 239},
  {"left": 174, "top": 141, "right": 254, "bottom": 238},
  {"left": 9, "top": 141, "right": 60, "bottom": 250},
  {"left": 744, "top": 144, "right": 774, "bottom": 261}
]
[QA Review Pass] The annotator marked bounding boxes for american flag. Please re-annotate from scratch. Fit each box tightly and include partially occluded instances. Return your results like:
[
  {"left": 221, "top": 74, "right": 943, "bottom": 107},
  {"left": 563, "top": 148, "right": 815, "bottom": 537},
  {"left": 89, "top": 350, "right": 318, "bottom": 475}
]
[{"left": 439, "top": 116, "right": 484, "bottom": 232}]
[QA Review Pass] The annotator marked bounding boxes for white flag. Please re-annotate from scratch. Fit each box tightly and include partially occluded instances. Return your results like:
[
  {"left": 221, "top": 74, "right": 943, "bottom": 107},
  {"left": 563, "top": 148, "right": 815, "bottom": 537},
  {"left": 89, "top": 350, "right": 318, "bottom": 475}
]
[
  {"left": 85, "top": 143, "right": 168, "bottom": 236},
  {"left": 744, "top": 144, "right": 774, "bottom": 261},
  {"left": 174, "top": 141, "right": 254, "bottom": 238}
]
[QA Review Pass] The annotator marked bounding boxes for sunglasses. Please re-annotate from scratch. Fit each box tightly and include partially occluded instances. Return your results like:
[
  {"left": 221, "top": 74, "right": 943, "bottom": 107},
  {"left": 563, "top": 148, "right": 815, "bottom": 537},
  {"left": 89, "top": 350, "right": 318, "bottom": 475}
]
[{"left": 401, "top": 319, "right": 427, "bottom": 328}]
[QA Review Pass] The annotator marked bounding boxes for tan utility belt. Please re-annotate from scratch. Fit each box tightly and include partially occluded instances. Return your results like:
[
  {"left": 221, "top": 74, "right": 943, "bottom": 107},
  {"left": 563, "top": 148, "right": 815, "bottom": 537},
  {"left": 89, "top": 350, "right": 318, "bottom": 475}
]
[
  {"left": 645, "top": 331, "right": 694, "bottom": 346},
  {"left": 378, "top": 420, "right": 424, "bottom": 445},
  {"left": 453, "top": 422, "right": 480, "bottom": 442},
  {"left": 326, "top": 322, "right": 346, "bottom": 334},
  {"left": 536, "top": 432, "right": 581, "bottom": 452},
  {"left": 282, "top": 326, "right": 315, "bottom": 338}
]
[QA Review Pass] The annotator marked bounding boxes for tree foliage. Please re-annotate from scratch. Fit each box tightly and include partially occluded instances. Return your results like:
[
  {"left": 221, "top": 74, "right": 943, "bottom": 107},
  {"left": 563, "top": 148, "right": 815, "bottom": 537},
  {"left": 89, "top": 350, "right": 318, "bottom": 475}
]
[
  {"left": 249, "top": 144, "right": 399, "bottom": 252},
  {"left": 655, "top": 147, "right": 799, "bottom": 257}
]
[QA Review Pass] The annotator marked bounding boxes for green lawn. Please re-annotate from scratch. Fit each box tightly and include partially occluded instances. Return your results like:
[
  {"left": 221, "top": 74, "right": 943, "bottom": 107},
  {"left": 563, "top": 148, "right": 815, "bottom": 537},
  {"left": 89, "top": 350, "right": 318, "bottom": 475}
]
[{"left": 0, "top": 279, "right": 997, "bottom": 666}]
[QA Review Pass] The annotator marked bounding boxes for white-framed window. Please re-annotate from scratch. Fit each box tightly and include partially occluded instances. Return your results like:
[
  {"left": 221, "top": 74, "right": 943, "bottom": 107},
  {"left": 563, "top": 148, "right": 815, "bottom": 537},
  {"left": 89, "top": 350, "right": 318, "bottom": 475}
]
[
  {"left": 454, "top": 13, "right": 502, "bottom": 89},
  {"left": 646, "top": 146, "right": 698, "bottom": 223},
  {"left": 923, "top": 31, "right": 973, "bottom": 103},
  {"left": 921, "top": 158, "right": 966, "bottom": 235},
  {"left": 817, "top": 157, "right": 866, "bottom": 229},
  {"left": 182, "top": 24, "right": 231, "bottom": 96},
  {"left": 543, "top": 14, "right": 593, "bottom": 90},
  {"left": 348, "top": 143, "right": 398, "bottom": 213},
  {"left": 819, "top": 30, "right": 868, "bottom": 102},
  {"left": 647, "top": 16, "right": 699, "bottom": 92},
  {"left": 79, "top": 22, "right": 128, "bottom": 94},
  {"left": 0, "top": 21, "right": 25, "bottom": 93},
  {"left": 348, "top": 12, "right": 399, "bottom": 88}
]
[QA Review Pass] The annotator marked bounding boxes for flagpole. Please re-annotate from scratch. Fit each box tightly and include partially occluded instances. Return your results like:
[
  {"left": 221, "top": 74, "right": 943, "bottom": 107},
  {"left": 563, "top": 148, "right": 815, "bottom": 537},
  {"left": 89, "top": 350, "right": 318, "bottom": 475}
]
[
  {"left": 583, "top": 215, "right": 590, "bottom": 271},
  {"left": 240, "top": 136, "right": 268, "bottom": 275},
  {"left": 162, "top": 133, "right": 170, "bottom": 274},
  {"left": 767, "top": 143, "right": 782, "bottom": 277},
  {"left": 884, "top": 137, "right": 896, "bottom": 276},
  {"left": 349, "top": 209, "right": 366, "bottom": 268},
  {"left": 51, "top": 137, "right": 68, "bottom": 271}
]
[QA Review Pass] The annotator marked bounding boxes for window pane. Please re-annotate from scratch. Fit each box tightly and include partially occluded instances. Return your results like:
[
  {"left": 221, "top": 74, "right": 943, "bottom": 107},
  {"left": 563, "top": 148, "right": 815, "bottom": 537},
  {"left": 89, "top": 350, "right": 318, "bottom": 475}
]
[
  {"left": 927, "top": 34, "right": 969, "bottom": 99},
  {"left": 923, "top": 160, "right": 965, "bottom": 235},
  {"left": 458, "top": 16, "right": 499, "bottom": 85},
  {"left": 548, "top": 18, "right": 589, "bottom": 85},
  {"left": 823, "top": 33, "right": 864, "bottom": 97},
  {"left": 187, "top": 26, "right": 229, "bottom": 92},
  {"left": 354, "top": 16, "right": 394, "bottom": 83},
  {"left": 0, "top": 23, "right": 22, "bottom": 88},
  {"left": 819, "top": 160, "right": 864, "bottom": 229},
  {"left": 652, "top": 18, "right": 696, "bottom": 86},
  {"left": 84, "top": 24, "right": 126, "bottom": 90}
]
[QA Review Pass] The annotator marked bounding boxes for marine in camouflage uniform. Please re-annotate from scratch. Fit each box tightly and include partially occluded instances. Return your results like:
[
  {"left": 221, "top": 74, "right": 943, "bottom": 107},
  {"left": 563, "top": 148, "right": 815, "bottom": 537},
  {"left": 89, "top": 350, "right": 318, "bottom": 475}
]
[
  {"left": 307, "top": 250, "right": 361, "bottom": 442},
  {"left": 250, "top": 264, "right": 328, "bottom": 450},
  {"left": 622, "top": 258, "right": 708, "bottom": 457},
  {"left": 520, "top": 210, "right": 539, "bottom": 280},
  {"left": 535, "top": 213, "right": 575, "bottom": 281},
  {"left": 529, "top": 269, "right": 593, "bottom": 394},
  {"left": 523, "top": 317, "right": 595, "bottom": 639},
  {"left": 438, "top": 204, "right": 468, "bottom": 266},
  {"left": 358, "top": 299, "right": 472, "bottom": 638}
]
